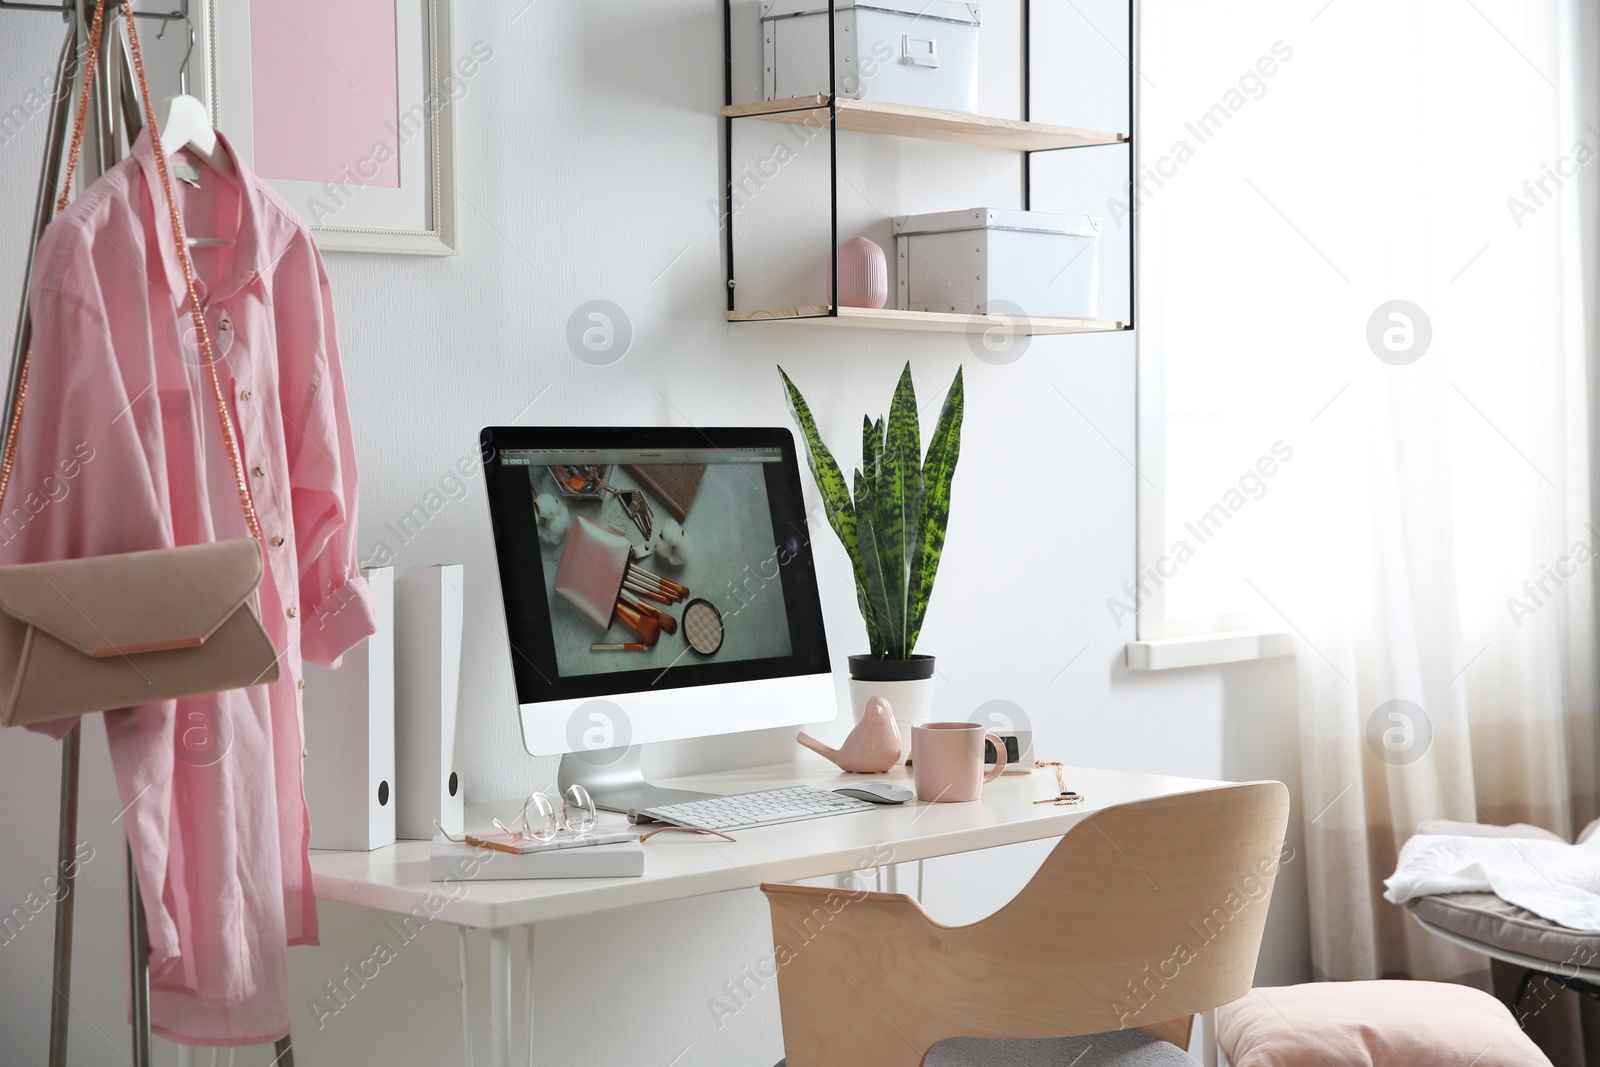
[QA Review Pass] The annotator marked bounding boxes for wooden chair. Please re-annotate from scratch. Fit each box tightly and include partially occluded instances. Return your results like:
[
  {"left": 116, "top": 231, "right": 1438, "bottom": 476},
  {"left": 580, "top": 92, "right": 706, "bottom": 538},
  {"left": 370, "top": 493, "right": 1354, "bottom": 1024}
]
[{"left": 760, "top": 782, "right": 1291, "bottom": 1067}]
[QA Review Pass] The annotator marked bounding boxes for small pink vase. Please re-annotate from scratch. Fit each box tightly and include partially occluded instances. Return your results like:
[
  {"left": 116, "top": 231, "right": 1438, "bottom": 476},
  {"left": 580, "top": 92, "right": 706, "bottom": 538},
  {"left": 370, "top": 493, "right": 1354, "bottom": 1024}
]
[{"left": 830, "top": 238, "right": 888, "bottom": 309}]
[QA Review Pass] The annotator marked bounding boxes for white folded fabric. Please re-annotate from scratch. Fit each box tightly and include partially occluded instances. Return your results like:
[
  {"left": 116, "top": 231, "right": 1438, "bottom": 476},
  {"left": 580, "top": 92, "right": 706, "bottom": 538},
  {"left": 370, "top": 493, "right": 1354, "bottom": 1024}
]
[{"left": 1385, "top": 831, "right": 1600, "bottom": 931}]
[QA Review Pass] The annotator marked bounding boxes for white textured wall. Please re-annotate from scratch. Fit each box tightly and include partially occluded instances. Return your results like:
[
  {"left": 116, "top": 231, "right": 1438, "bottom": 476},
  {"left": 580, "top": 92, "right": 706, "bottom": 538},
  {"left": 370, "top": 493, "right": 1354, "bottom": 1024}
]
[{"left": 0, "top": 3, "right": 1308, "bottom": 1064}]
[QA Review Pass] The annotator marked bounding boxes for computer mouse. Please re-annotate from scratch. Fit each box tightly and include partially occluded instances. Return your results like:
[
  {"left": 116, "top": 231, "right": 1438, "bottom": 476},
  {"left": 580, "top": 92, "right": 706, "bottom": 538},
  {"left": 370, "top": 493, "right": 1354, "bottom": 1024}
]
[{"left": 834, "top": 782, "right": 915, "bottom": 804}]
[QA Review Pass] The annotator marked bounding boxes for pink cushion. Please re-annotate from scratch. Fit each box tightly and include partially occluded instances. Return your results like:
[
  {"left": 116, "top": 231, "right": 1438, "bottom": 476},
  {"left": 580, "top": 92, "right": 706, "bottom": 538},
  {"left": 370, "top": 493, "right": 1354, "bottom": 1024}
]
[{"left": 1217, "top": 981, "right": 1550, "bottom": 1067}]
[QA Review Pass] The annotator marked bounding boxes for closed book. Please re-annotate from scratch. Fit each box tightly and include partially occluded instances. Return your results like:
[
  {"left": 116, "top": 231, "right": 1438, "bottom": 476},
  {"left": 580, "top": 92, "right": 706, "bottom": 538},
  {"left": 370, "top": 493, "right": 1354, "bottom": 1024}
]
[{"left": 431, "top": 836, "right": 645, "bottom": 881}]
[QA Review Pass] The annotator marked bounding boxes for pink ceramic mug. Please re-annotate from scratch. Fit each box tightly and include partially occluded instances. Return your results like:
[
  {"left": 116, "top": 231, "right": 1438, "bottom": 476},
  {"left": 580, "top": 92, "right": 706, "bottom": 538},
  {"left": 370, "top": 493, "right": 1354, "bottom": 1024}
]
[{"left": 911, "top": 722, "right": 1008, "bottom": 802}]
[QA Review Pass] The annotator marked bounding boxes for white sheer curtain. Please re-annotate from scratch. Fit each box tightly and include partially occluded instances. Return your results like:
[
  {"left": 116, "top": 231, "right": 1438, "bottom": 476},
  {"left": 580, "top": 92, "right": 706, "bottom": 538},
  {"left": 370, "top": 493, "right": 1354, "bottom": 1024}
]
[
  {"left": 1263, "top": 0, "right": 1600, "bottom": 987},
  {"left": 1144, "top": 0, "right": 1600, "bottom": 1044}
]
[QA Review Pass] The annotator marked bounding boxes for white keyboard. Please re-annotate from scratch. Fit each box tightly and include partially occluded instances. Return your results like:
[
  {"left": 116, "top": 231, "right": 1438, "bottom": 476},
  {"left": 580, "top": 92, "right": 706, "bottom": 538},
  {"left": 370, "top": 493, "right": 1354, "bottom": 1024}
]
[{"left": 637, "top": 786, "right": 876, "bottom": 831}]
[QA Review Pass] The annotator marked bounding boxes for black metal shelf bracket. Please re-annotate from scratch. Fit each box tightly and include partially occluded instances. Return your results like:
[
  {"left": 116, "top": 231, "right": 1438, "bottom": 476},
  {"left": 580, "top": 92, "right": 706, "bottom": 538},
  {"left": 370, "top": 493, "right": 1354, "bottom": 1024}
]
[{"left": 720, "top": 0, "right": 1136, "bottom": 331}]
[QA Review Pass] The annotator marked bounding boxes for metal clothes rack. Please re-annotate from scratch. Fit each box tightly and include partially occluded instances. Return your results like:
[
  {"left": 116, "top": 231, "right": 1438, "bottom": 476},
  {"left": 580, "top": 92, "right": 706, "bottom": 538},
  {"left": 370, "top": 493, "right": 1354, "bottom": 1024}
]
[
  {"left": 2, "top": 3, "right": 294, "bottom": 1065},
  {"left": 0, "top": 0, "right": 184, "bottom": 18}
]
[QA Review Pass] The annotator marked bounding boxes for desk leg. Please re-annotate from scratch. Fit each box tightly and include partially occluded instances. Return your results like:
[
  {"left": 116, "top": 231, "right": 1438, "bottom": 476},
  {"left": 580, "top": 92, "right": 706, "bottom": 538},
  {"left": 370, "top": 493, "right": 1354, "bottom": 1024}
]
[
  {"left": 524, "top": 925, "right": 536, "bottom": 1067},
  {"left": 459, "top": 927, "right": 474, "bottom": 1067},
  {"left": 872, "top": 861, "right": 924, "bottom": 900},
  {"left": 884, "top": 862, "right": 925, "bottom": 898},
  {"left": 490, "top": 927, "right": 513, "bottom": 1067},
  {"left": 1199, "top": 1007, "right": 1218, "bottom": 1067}
]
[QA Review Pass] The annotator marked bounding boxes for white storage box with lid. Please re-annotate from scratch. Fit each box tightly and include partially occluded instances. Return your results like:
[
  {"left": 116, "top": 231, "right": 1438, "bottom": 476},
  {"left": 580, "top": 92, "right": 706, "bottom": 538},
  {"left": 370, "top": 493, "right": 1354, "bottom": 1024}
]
[
  {"left": 761, "top": 0, "right": 981, "bottom": 114},
  {"left": 892, "top": 207, "right": 1102, "bottom": 319}
]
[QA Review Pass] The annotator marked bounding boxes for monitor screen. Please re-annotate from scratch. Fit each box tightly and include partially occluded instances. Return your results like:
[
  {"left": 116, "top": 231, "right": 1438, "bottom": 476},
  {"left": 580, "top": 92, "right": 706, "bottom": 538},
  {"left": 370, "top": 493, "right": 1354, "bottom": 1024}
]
[{"left": 480, "top": 426, "right": 831, "bottom": 709}]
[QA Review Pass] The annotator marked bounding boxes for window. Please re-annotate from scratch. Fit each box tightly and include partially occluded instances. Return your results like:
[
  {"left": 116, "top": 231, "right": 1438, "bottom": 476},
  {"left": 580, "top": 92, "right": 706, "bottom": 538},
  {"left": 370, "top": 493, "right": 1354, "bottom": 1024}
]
[
  {"left": 1133, "top": 1, "right": 1305, "bottom": 643},
  {"left": 1131, "top": 0, "right": 1574, "bottom": 663}
]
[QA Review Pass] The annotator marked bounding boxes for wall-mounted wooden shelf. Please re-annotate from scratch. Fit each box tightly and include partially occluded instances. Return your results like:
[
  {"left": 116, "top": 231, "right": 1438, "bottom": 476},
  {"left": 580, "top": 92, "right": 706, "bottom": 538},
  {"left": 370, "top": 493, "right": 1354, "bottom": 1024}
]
[
  {"left": 719, "top": 0, "right": 1135, "bottom": 335},
  {"left": 722, "top": 96, "right": 1127, "bottom": 153},
  {"left": 726, "top": 306, "right": 1127, "bottom": 336}
]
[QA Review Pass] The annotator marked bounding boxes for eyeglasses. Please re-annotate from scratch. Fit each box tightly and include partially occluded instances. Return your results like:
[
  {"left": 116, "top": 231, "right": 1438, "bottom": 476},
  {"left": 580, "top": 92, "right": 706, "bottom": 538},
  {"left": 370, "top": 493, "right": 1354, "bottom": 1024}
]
[
  {"left": 438, "top": 783, "right": 741, "bottom": 853},
  {"left": 493, "top": 784, "right": 599, "bottom": 842}
]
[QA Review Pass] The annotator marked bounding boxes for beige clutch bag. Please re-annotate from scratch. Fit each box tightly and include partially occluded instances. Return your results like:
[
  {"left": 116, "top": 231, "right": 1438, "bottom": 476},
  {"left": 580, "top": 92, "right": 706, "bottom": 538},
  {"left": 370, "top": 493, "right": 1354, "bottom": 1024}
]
[
  {"left": 0, "top": 540, "right": 279, "bottom": 727},
  {"left": 0, "top": 10, "right": 280, "bottom": 728}
]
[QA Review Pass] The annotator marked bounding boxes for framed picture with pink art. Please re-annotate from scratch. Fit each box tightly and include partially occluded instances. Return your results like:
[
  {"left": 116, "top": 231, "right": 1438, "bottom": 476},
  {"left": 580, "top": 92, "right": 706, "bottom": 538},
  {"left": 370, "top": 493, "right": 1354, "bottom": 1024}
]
[{"left": 203, "top": 0, "right": 459, "bottom": 255}]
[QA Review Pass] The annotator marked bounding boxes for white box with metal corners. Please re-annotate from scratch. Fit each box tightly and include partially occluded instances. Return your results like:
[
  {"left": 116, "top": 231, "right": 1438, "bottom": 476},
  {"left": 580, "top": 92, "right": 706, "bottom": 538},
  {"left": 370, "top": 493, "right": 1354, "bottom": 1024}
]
[
  {"left": 761, "top": 0, "right": 981, "bottom": 113},
  {"left": 892, "top": 207, "right": 1102, "bottom": 319}
]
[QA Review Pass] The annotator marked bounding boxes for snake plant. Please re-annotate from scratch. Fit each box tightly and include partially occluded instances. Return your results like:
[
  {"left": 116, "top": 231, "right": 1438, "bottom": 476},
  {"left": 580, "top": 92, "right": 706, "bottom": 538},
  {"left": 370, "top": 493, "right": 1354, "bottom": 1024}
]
[{"left": 779, "top": 362, "right": 964, "bottom": 661}]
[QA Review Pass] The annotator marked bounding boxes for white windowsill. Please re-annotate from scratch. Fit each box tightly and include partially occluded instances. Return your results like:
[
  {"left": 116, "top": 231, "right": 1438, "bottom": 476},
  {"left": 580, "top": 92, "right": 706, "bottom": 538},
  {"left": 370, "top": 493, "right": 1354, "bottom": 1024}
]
[{"left": 1125, "top": 629, "right": 1296, "bottom": 671}]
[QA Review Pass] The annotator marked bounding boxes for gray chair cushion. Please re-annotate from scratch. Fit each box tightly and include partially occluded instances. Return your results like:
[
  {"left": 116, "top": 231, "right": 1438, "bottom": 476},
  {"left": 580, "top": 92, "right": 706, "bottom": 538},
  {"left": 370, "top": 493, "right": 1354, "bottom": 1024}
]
[
  {"left": 1408, "top": 891, "right": 1600, "bottom": 966},
  {"left": 1407, "top": 818, "right": 1600, "bottom": 967},
  {"left": 775, "top": 1030, "right": 1196, "bottom": 1067},
  {"left": 926, "top": 1031, "right": 1196, "bottom": 1065}
]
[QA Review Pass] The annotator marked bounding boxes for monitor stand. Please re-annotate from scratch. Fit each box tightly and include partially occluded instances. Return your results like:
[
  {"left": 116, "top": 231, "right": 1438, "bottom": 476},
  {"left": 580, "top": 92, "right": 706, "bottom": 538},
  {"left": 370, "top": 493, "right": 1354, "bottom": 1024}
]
[{"left": 558, "top": 746, "right": 717, "bottom": 817}]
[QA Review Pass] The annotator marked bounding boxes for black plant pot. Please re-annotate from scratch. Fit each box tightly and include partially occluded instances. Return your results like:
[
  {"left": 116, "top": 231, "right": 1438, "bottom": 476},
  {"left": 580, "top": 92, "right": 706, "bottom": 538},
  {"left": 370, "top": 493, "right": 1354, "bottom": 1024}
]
[{"left": 846, "top": 653, "right": 936, "bottom": 682}]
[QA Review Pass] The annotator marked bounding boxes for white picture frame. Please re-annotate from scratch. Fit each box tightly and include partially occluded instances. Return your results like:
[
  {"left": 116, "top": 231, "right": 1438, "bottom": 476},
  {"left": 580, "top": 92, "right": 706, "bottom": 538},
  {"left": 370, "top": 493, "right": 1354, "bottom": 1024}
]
[{"left": 202, "top": 0, "right": 457, "bottom": 256}]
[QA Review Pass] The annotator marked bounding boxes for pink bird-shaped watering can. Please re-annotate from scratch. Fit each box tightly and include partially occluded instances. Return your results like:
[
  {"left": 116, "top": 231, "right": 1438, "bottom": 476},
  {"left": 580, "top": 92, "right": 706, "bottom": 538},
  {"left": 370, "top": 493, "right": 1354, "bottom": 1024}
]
[{"left": 796, "top": 696, "right": 902, "bottom": 774}]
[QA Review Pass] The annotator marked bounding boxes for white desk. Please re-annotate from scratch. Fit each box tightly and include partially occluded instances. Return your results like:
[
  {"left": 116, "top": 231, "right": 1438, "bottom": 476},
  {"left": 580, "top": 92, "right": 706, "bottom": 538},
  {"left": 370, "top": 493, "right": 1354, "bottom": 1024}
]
[{"left": 311, "top": 760, "right": 1223, "bottom": 1067}]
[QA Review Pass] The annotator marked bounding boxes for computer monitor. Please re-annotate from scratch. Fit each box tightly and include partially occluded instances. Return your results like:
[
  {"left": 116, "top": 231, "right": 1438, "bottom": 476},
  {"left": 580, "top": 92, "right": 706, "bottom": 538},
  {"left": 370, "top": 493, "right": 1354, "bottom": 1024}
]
[{"left": 479, "top": 426, "right": 834, "bottom": 811}]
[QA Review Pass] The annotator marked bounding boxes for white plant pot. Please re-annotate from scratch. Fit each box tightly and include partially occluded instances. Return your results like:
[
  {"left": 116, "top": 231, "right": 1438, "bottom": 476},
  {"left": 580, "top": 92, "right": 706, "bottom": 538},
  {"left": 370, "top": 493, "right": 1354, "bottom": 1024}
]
[{"left": 849, "top": 676, "right": 934, "bottom": 763}]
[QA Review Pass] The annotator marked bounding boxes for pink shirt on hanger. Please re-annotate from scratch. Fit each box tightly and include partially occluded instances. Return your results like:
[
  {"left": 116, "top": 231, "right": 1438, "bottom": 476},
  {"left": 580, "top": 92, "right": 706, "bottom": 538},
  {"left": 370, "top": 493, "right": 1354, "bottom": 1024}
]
[{"left": 2, "top": 130, "right": 374, "bottom": 1046}]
